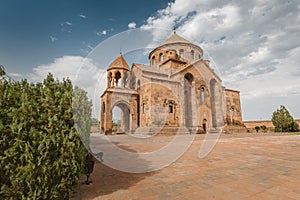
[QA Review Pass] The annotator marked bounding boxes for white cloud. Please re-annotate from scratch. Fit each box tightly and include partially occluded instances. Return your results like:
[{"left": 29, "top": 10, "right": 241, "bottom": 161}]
[
  {"left": 28, "top": 56, "right": 106, "bottom": 118},
  {"left": 7, "top": 72, "right": 23, "bottom": 79},
  {"left": 128, "top": 22, "right": 136, "bottom": 29},
  {"left": 50, "top": 36, "right": 57, "bottom": 42},
  {"left": 78, "top": 14, "right": 87, "bottom": 19},
  {"left": 65, "top": 21, "right": 72, "bottom": 26},
  {"left": 97, "top": 30, "right": 107, "bottom": 36},
  {"left": 141, "top": 0, "right": 300, "bottom": 120}
]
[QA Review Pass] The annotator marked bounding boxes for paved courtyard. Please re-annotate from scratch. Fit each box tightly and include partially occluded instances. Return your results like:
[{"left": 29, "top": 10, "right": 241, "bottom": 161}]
[{"left": 71, "top": 133, "right": 300, "bottom": 200}]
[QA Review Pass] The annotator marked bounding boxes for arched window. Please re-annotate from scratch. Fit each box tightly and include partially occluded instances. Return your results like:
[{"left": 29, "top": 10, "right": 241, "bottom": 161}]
[
  {"left": 115, "top": 71, "right": 121, "bottom": 87},
  {"left": 179, "top": 50, "right": 184, "bottom": 58},
  {"left": 159, "top": 53, "right": 163, "bottom": 62},
  {"left": 231, "top": 107, "right": 235, "bottom": 118},
  {"left": 102, "top": 103, "right": 105, "bottom": 112},
  {"left": 200, "top": 87, "right": 205, "bottom": 103},
  {"left": 168, "top": 102, "right": 174, "bottom": 113},
  {"left": 142, "top": 103, "right": 146, "bottom": 113},
  {"left": 190, "top": 50, "right": 194, "bottom": 60},
  {"left": 152, "top": 56, "right": 156, "bottom": 65}
]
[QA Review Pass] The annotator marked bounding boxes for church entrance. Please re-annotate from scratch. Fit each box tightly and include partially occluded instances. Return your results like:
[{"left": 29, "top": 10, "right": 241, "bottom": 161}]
[
  {"left": 184, "top": 73, "right": 194, "bottom": 128},
  {"left": 203, "top": 119, "right": 207, "bottom": 133},
  {"left": 112, "top": 102, "right": 131, "bottom": 133}
]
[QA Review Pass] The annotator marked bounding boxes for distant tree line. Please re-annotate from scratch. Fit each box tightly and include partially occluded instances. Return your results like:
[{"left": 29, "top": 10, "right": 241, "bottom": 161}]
[{"left": 0, "top": 66, "right": 92, "bottom": 199}]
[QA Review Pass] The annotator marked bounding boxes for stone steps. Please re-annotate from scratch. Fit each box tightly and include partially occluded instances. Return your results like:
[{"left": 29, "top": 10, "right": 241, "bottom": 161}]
[{"left": 133, "top": 126, "right": 190, "bottom": 135}]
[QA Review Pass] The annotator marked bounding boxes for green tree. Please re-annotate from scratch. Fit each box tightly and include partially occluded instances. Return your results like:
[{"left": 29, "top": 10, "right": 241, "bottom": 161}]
[
  {"left": 0, "top": 71, "right": 92, "bottom": 199},
  {"left": 0, "top": 64, "right": 5, "bottom": 76},
  {"left": 289, "top": 121, "right": 299, "bottom": 132},
  {"left": 272, "top": 105, "right": 294, "bottom": 132}
]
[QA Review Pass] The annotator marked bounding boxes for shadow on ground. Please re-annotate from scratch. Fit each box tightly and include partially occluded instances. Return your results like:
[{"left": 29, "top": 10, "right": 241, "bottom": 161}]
[{"left": 70, "top": 143, "right": 156, "bottom": 199}]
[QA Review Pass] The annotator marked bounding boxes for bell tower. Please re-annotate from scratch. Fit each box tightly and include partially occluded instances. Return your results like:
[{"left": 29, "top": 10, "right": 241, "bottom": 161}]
[
  {"left": 106, "top": 53, "right": 130, "bottom": 88},
  {"left": 100, "top": 53, "right": 139, "bottom": 134}
]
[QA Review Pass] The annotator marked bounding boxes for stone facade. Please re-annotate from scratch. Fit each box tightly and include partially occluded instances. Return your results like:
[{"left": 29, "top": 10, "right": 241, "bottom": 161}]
[{"left": 100, "top": 33, "right": 245, "bottom": 134}]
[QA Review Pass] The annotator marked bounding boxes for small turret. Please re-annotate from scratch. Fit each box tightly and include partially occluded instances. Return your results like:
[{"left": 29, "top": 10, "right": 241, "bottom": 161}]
[{"left": 106, "top": 53, "right": 130, "bottom": 88}]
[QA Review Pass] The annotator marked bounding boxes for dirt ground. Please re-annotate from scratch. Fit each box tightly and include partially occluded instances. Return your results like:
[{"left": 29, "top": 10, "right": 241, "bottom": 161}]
[{"left": 70, "top": 133, "right": 300, "bottom": 200}]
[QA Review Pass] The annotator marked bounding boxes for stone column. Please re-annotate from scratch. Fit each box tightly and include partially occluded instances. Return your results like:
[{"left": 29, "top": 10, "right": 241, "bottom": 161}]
[
  {"left": 121, "top": 71, "right": 125, "bottom": 88},
  {"left": 112, "top": 75, "right": 115, "bottom": 87}
]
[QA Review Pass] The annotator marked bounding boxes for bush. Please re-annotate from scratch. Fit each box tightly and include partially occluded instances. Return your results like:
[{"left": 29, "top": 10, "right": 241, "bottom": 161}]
[
  {"left": 260, "top": 125, "right": 267, "bottom": 133},
  {"left": 255, "top": 126, "right": 260, "bottom": 133},
  {"left": 0, "top": 72, "right": 91, "bottom": 199}
]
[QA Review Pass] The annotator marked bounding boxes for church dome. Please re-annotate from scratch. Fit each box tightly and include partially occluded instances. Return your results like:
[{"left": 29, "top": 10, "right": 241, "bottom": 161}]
[
  {"left": 149, "top": 33, "right": 203, "bottom": 66},
  {"left": 158, "top": 33, "right": 193, "bottom": 47}
]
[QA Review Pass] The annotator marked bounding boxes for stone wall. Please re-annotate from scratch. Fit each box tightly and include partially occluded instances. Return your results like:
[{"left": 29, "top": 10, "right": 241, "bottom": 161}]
[{"left": 225, "top": 89, "right": 243, "bottom": 126}]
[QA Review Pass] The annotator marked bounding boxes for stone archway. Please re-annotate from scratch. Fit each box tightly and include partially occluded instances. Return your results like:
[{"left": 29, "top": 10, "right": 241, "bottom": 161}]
[{"left": 112, "top": 101, "right": 131, "bottom": 133}]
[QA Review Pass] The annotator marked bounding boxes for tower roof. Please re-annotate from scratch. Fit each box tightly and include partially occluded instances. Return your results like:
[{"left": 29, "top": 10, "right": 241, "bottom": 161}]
[{"left": 107, "top": 53, "right": 130, "bottom": 71}]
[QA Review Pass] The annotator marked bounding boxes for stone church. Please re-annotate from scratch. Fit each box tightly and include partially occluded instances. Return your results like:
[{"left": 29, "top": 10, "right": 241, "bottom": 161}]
[{"left": 100, "top": 33, "right": 246, "bottom": 134}]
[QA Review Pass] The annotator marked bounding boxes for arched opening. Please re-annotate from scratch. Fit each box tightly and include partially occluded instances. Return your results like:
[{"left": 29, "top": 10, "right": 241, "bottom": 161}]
[
  {"left": 231, "top": 107, "right": 235, "bottom": 124},
  {"left": 168, "top": 102, "right": 174, "bottom": 113},
  {"left": 190, "top": 50, "right": 194, "bottom": 60},
  {"left": 231, "top": 107, "right": 235, "bottom": 118},
  {"left": 112, "top": 102, "right": 131, "bottom": 133},
  {"left": 123, "top": 72, "right": 128, "bottom": 88},
  {"left": 184, "top": 73, "right": 193, "bottom": 128},
  {"left": 203, "top": 119, "right": 207, "bottom": 133},
  {"left": 152, "top": 56, "right": 156, "bottom": 65},
  {"left": 200, "top": 87, "right": 205, "bottom": 103},
  {"left": 159, "top": 53, "right": 163, "bottom": 62},
  {"left": 115, "top": 71, "right": 121, "bottom": 87},
  {"left": 210, "top": 79, "right": 217, "bottom": 128},
  {"left": 179, "top": 49, "right": 184, "bottom": 59}
]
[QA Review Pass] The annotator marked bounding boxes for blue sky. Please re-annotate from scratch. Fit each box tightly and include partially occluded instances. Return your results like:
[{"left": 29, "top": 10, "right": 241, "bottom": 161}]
[
  {"left": 1, "top": 0, "right": 300, "bottom": 121},
  {"left": 0, "top": 0, "right": 169, "bottom": 73}
]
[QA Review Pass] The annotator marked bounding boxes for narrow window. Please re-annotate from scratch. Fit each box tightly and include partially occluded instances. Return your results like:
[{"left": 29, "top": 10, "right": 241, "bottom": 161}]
[
  {"left": 179, "top": 50, "right": 184, "bottom": 58},
  {"left": 159, "top": 53, "right": 163, "bottom": 62},
  {"left": 152, "top": 56, "right": 156, "bottom": 65},
  {"left": 102, "top": 103, "right": 105, "bottom": 112},
  {"left": 169, "top": 102, "right": 174, "bottom": 113},
  {"left": 200, "top": 87, "right": 205, "bottom": 103},
  {"left": 190, "top": 50, "right": 194, "bottom": 60},
  {"left": 231, "top": 107, "right": 235, "bottom": 118}
]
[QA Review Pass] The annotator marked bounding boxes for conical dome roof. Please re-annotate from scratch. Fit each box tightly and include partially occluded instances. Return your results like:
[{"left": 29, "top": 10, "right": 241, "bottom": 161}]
[
  {"left": 158, "top": 33, "right": 192, "bottom": 47},
  {"left": 107, "top": 53, "right": 130, "bottom": 71},
  {"left": 158, "top": 33, "right": 193, "bottom": 47}
]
